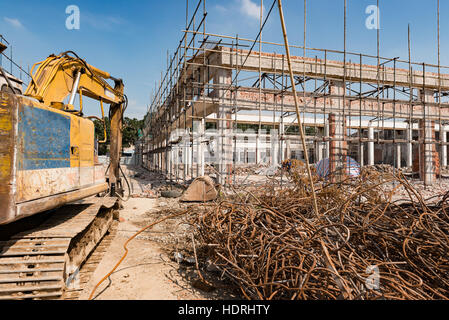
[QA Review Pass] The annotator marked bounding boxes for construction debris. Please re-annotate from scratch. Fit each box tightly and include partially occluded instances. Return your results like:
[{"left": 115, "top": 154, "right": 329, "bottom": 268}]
[
  {"left": 232, "top": 164, "right": 270, "bottom": 175},
  {"left": 364, "top": 164, "right": 395, "bottom": 174},
  {"left": 180, "top": 176, "right": 218, "bottom": 202},
  {"left": 161, "top": 190, "right": 183, "bottom": 198},
  {"left": 191, "top": 170, "right": 449, "bottom": 300}
]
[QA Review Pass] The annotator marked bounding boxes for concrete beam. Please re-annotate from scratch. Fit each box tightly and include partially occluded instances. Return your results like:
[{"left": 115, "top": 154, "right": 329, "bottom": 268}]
[{"left": 218, "top": 47, "right": 449, "bottom": 91}]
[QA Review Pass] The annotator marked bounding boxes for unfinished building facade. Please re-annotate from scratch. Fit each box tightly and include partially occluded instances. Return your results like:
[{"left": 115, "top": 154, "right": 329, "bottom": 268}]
[{"left": 141, "top": 0, "right": 449, "bottom": 186}]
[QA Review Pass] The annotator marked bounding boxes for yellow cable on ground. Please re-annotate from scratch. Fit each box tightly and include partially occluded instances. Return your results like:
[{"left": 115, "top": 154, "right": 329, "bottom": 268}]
[{"left": 88, "top": 209, "right": 189, "bottom": 300}]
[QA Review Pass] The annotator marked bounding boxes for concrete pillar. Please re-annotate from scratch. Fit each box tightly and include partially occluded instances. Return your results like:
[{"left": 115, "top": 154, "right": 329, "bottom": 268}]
[
  {"left": 418, "top": 119, "right": 437, "bottom": 185},
  {"left": 198, "top": 119, "right": 205, "bottom": 176},
  {"left": 183, "top": 135, "right": 189, "bottom": 181},
  {"left": 161, "top": 148, "right": 164, "bottom": 173},
  {"left": 418, "top": 89, "right": 438, "bottom": 185},
  {"left": 215, "top": 68, "right": 233, "bottom": 185},
  {"left": 368, "top": 125, "right": 375, "bottom": 166},
  {"left": 162, "top": 142, "right": 166, "bottom": 174},
  {"left": 170, "top": 147, "right": 174, "bottom": 181},
  {"left": 359, "top": 144, "right": 364, "bottom": 167},
  {"left": 187, "top": 139, "right": 192, "bottom": 175},
  {"left": 152, "top": 152, "right": 155, "bottom": 171},
  {"left": 329, "top": 113, "right": 347, "bottom": 180},
  {"left": 271, "top": 129, "right": 279, "bottom": 166},
  {"left": 324, "top": 122, "right": 330, "bottom": 159},
  {"left": 175, "top": 145, "right": 180, "bottom": 182},
  {"left": 315, "top": 140, "right": 324, "bottom": 162},
  {"left": 396, "top": 144, "right": 401, "bottom": 169},
  {"left": 329, "top": 80, "right": 347, "bottom": 181},
  {"left": 279, "top": 123, "right": 285, "bottom": 163},
  {"left": 256, "top": 134, "right": 262, "bottom": 164},
  {"left": 442, "top": 125, "right": 448, "bottom": 168},
  {"left": 407, "top": 124, "right": 413, "bottom": 168},
  {"left": 285, "top": 139, "right": 291, "bottom": 160},
  {"left": 165, "top": 139, "right": 169, "bottom": 175}
]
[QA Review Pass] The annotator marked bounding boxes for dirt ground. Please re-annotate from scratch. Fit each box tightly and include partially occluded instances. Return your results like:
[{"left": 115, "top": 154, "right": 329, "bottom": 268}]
[{"left": 78, "top": 166, "right": 237, "bottom": 300}]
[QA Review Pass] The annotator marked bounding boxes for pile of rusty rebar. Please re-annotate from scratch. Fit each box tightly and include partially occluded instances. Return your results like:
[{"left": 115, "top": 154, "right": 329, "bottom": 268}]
[{"left": 191, "top": 170, "right": 449, "bottom": 300}]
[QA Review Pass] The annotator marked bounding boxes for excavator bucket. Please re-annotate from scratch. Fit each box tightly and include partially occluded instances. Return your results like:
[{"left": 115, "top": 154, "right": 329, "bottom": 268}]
[{"left": 180, "top": 176, "right": 218, "bottom": 202}]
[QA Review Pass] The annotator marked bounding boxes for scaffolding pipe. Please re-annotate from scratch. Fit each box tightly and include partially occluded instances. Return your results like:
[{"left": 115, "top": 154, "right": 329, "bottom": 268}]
[{"left": 277, "top": 0, "right": 319, "bottom": 217}]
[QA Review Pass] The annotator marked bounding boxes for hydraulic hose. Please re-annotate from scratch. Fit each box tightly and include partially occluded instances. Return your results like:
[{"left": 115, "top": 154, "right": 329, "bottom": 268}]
[{"left": 88, "top": 209, "right": 189, "bottom": 300}]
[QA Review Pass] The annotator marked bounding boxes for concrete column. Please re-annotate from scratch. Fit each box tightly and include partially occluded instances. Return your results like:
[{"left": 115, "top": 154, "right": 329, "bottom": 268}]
[
  {"left": 169, "top": 147, "right": 173, "bottom": 181},
  {"left": 215, "top": 68, "right": 233, "bottom": 185},
  {"left": 315, "top": 141, "right": 324, "bottom": 162},
  {"left": 186, "top": 139, "right": 192, "bottom": 175},
  {"left": 198, "top": 119, "right": 205, "bottom": 176},
  {"left": 271, "top": 129, "right": 279, "bottom": 166},
  {"left": 183, "top": 135, "right": 189, "bottom": 181},
  {"left": 255, "top": 135, "right": 259, "bottom": 164},
  {"left": 175, "top": 145, "right": 179, "bottom": 182},
  {"left": 153, "top": 152, "right": 156, "bottom": 171},
  {"left": 285, "top": 139, "right": 291, "bottom": 160},
  {"left": 396, "top": 144, "right": 401, "bottom": 169},
  {"left": 324, "top": 122, "right": 330, "bottom": 160},
  {"left": 329, "top": 113, "right": 347, "bottom": 180},
  {"left": 161, "top": 148, "right": 164, "bottom": 173},
  {"left": 165, "top": 139, "right": 169, "bottom": 175},
  {"left": 154, "top": 148, "right": 157, "bottom": 171},
  {"left": 329, "top": 81, "right": 347, "bottom": 181},
  {"left": 407, "top": 123, "right": 413, "bottom": 168},
  {"left": 419, "top": 119, "right": 437, "bottom": 185},
  {"left": 418, "top": 89, "right": 438, "bottom": 185},
  {"left": 359, "top": 144, "right": 364, "bottom": 167},
  {"left": 279, "top": 123, "right": 285, "bottom": 163},
  {"left": 442, "top": 125, "right": 448, "bottom": 168},
  {"left": 256, "top": 134, "right": 262, "bottom": 164},
  {"left": 368, "top": 125, "right": 375, "bottom": 166}
]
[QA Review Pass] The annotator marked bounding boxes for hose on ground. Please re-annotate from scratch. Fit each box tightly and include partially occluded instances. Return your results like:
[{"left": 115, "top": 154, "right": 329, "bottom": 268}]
[{"left": 88, "top": 209, "right": 189, "bottom": 300}]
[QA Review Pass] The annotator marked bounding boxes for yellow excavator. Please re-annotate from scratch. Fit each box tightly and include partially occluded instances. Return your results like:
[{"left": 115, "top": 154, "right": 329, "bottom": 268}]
[{"left": 0, "top": 44, "right": 128, "bottom": 299}]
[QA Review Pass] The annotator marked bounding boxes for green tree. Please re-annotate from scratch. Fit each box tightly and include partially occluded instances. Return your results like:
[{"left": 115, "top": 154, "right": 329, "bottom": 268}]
[
  {"left": 123, "top": 117, "right": 144, "bottom": 148},
  {"left": 94, "top": 117, "right": 111, "bottom": 155},
  {"left": 94, "top": 117, "right": 144, "bottom": 155}
]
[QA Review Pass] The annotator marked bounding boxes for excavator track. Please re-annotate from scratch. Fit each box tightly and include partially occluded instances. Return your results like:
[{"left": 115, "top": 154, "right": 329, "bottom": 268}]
[
  {"left": 63, "top": 220, "right": 118, "bottom": 300},
  {"left": 0, "top": 196, "right": 118, "bottom": 300}
]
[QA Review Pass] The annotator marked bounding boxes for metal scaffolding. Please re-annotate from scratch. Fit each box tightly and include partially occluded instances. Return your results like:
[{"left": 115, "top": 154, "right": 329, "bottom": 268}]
[{"left": 142, "top": 0, "right": 449, "bottom": 186}]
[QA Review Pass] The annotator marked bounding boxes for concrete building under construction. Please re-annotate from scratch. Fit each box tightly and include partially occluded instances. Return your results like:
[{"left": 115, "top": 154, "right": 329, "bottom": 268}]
[{"left": 141, "top": 0, "right": 449, "bottom": 186}]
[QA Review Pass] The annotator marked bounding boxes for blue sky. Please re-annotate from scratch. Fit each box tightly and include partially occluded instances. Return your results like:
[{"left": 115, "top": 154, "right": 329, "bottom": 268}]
[{"left": 0, "top": 0, "right": 447, "bottom": 119}]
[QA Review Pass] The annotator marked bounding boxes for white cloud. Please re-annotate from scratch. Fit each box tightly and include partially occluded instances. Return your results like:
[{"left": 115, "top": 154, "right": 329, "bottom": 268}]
[
  {"left": 215, "top": 4, "right": 228, "bottom": 13},
  {"left": 4, "top": 17, "right": 23, "bottom": 28},
  {"left": 83, "top": 12, "right": 125, "bottom": 31},
  {"left": 240, "top": 0, "right": 264, "bottom": 20}
]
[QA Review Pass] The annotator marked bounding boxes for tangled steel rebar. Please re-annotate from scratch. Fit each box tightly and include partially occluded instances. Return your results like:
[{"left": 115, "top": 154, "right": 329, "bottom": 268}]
[{"left": 191, "top": 169, "right": 449, "bottom": 300}]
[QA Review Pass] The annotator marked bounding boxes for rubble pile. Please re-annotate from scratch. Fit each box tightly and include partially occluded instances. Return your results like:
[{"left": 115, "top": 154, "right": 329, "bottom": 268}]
[{"left": 232, "top": 164, "right": 270, "bottom": 175}]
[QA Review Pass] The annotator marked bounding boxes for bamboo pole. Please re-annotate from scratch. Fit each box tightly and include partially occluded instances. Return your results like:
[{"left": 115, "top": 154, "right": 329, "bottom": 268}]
[{"left": 277, "top": 0, "right": 320, "bottom": 217}]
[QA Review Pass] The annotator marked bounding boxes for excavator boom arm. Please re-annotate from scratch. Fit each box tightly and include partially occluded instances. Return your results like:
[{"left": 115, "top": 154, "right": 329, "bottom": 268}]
[{"left": 25, "top": 51, "right": 123, "bottom": 107}]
